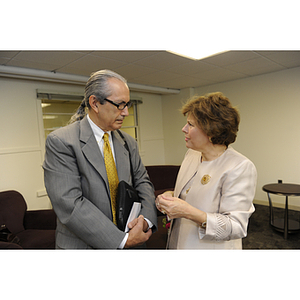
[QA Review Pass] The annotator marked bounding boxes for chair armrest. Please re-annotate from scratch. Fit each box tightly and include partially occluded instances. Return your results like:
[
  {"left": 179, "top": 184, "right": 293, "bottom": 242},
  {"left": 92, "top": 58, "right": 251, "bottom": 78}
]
[
  {"left": 24, "top": 209, "right": 56, "bottom": 230},
  {"left": 0, "top": 241, "right": 23, "bottom": 249}
]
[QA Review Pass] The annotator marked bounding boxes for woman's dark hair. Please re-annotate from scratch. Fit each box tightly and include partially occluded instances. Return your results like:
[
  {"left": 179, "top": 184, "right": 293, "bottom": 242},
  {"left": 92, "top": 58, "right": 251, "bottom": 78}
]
[
  {"left": 181, "top": 92, "right": 240, "bottom": 146},
  {"left": 69, "top": 69, "right": 127, "bottom": 124}
]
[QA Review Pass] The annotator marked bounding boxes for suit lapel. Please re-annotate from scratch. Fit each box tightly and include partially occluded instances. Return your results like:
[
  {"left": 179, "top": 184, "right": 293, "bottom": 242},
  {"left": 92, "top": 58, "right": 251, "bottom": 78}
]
[
  {"left": 174, "top": 149, "right": 201, "bottom": 197},
  {"left": 79, "top": 118, "right": 130, "bottom": 186},
  {"left": 79, "top": 117, "right": 108, "bottom": 184},
  {"left": 112, "top": 131, "right": 130, "bottom": 182}
]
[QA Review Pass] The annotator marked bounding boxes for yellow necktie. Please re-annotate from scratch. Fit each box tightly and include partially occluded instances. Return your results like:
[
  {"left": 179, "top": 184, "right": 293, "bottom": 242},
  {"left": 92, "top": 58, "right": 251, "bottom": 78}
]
[{"left": 103, "top": 133, "right": 119, "bottom": 225}]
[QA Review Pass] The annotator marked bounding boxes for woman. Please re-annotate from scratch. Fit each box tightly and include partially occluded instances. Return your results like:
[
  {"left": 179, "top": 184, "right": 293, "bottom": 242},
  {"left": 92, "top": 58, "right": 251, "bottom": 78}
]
[{"left": 156, "top": 92, "right": 257, "bottom": 249}]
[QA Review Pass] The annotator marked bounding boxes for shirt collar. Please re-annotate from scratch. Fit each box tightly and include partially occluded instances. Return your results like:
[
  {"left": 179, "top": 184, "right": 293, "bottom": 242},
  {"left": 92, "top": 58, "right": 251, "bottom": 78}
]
[{"left": 87, "top": 114, "right": 111, "bottom": 143}]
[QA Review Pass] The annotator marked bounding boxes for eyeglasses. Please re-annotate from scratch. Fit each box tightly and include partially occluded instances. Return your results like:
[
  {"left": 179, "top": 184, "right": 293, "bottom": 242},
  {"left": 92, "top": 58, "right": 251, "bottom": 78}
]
[{"left": 104, "top": 98, "right": 132, "bottom": 110}]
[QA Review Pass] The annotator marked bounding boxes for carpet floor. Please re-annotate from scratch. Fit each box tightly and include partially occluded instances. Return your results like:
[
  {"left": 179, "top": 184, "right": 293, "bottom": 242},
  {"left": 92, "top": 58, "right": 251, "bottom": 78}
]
[{"left": 242, "top": 204, "right": 300, "bottom": 249}]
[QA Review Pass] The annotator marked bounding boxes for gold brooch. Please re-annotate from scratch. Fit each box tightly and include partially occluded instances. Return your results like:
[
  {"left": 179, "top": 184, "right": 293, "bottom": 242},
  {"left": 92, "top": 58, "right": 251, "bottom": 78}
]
[{"left": 201, "top": 175, "right": 211, "bottom": 185}]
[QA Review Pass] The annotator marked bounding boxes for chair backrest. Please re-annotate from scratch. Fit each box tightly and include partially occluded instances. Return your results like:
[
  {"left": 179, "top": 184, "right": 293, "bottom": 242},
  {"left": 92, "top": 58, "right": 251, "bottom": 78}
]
[
  {"left": 0, "top": 190, "right": 27, "bottom": 233},
  {"left": 145, "top": 165, "right": 180, "bottom": 191}
]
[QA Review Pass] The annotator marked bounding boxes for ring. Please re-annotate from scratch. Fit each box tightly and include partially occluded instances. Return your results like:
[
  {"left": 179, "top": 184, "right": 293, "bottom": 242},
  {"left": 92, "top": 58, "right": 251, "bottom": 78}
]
[{"left": 161, "top": 210, "right": 166, "bottom": 214}]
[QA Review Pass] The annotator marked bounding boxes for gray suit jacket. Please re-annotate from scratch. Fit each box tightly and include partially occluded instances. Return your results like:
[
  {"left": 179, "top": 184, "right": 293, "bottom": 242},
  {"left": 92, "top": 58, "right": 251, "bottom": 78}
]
[{"left": 43, "top": 116, "right": 157, "bottom": 249}]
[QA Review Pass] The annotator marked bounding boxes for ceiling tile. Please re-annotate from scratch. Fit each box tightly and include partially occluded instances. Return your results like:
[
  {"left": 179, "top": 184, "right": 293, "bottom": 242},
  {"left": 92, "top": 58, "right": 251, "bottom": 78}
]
[
  {"left": 114, "top": 63, "right": 158, "bottom": 80},
  {"left": 54, "top": 65, "right": 91, "bottom": 76},
  {"left": 7, "top": 59, "right": 62, "bottom": 71},
  {"left": 201, "top": 51, "right": 260, "bottom": 67},
  {"left": 194, "top": 67, "right": 248, "bottom": 82},
  {"left": 0, "top": 57, "right": 12, "bottom": 64},
  {"left": 158, "top": 75, "right": 216, "bottom": 89},
  {"left": 134, "top": 52, "right": 191, "bottom": 70},
  {"left": 12, "top": 51, "right": 87, "bottom": 66},
  {"left": 57, "top": 54, "right": 127, "bottom": 75},
  {"left": 91, "top": 50, "right": 162, "bottom": 63},
  {"left": 130, "top": 70, "right": 183, "bottom": 86},
  {"left": 1, "top": 50, "right": 299, "bottom": 90},
  {"left": 224, "top": 57, "right": 286, "bottom": 76},
  {"left": 0, "top": 51, "right": 20, "bottom": 59},
  {"left": 255, "top": 51, "right": 300, "bottom": 68},
  {"left": 167, "top": 60, "right": 218, "bottom": 75}
]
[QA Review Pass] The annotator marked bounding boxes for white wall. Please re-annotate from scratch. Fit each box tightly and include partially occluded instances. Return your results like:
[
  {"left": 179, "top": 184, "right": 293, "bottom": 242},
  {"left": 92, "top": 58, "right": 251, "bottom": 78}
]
[
  {"left": 2, "top": 66, "right": 300, "bottom": 209},
  {"left": 0, "top": 77, "right": 165, "bottom": 210},
  {"left": 0, "top": 78, "right": 84, "bottom": 209},
  {"left": 131, "top": 91, "right": 165, "bottom": 165},
  {"left": 162, "top": 67, "right": 300, "bottom": 208},
  {"left": 161, "top": 88, "right": 194, "bottom": 165}
]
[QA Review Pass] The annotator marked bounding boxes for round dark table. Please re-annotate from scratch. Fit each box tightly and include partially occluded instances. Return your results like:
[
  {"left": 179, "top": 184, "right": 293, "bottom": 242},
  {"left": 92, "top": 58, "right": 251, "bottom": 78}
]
[{"left": 262, "top": 183, "right": 300, "bottom": 239}]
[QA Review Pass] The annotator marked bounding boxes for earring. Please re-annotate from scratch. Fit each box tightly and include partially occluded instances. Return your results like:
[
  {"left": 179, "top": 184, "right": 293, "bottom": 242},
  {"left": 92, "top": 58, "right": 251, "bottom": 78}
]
[{"left": 209, "top": 137, "right": 212, "bottom": 143}]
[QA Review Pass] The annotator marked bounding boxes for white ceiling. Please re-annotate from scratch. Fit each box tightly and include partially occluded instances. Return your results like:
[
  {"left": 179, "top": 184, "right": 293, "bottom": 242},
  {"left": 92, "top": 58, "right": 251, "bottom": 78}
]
[{"left": 1, "top": 50, "right": 300, "bottom": 90}]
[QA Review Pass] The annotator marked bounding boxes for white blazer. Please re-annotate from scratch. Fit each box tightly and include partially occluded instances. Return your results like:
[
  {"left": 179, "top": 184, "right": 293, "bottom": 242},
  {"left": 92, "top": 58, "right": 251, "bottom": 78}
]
[{"left": 168, "top": 147, "right": 257, "bottom": 249}]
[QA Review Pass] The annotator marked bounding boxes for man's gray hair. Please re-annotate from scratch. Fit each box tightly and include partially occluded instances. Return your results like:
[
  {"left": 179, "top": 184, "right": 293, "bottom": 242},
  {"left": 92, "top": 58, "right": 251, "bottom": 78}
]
[{"left": 69, "top": 70, "right": 127, "bottom": 124}]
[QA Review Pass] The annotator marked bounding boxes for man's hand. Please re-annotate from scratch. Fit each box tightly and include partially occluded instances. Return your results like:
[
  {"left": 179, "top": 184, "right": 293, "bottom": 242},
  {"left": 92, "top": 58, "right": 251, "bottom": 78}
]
[
  {"left": 124, "top": 215, "right": 152, "bottom": 248},
  {"left": 127, "top": 216, "right": 149, "bottom": 232}
]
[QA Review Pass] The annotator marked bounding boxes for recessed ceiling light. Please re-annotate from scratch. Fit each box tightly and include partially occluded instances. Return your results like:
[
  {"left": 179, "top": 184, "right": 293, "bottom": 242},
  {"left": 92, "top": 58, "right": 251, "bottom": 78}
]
[{"left": 167, "top": 50, "right": 229, "bottom": 60}]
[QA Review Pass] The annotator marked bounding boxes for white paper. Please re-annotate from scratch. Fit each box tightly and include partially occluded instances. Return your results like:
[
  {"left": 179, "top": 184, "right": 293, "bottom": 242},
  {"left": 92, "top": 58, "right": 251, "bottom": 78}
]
[{"left": 125, "top": 202, "right": 141, "bottom": 233}]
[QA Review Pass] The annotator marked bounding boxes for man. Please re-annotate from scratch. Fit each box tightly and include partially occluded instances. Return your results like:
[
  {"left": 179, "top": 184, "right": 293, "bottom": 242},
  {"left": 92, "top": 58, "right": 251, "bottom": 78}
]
[{"left": 43, "top": 70, "right": 157, "bottom": 249}]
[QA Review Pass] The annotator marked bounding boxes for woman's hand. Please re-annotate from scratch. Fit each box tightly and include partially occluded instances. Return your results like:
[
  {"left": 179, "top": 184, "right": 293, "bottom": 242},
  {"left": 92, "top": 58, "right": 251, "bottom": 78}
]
[
  {"left": 156, "top": 193, "right": 190, "bottom": 220},
  {"left": 155, "top": 191, "right": 172, "bottom": 215},
  {"left": 156, "top": 192, "right": 207, "bottom": 225}
]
